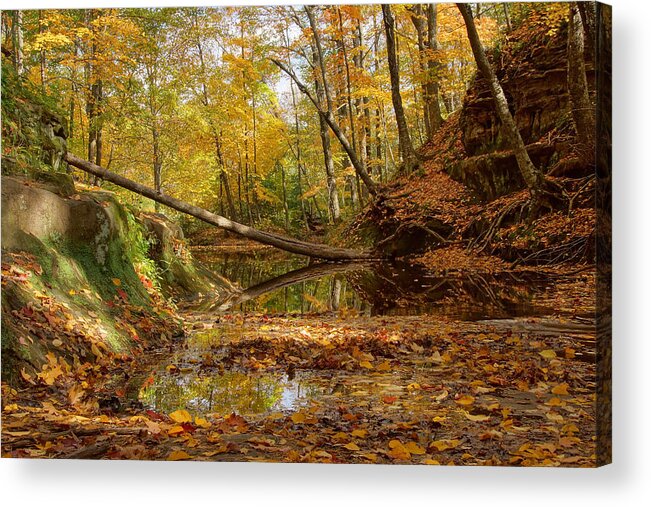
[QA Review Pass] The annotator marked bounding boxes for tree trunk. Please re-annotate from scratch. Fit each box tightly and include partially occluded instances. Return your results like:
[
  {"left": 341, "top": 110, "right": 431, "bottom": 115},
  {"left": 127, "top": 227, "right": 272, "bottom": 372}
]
[
  {"left": 568, "top": 2, "right": 595, "bottom": 162},
  {"left": 38, "top": 12, "right": 46, "bottom": 91},
  {"left": 194, "top": 24, "right": 238, "bottom": 222},
  {"left": 307, "top": 34, "right": 340, "bottom": 223},
  {"left": 320, "top": 113, "right": 341, "bottom": 223},
  {"left": 214, "top": 133, "right": 237, "bottom": 220},
  {"left": 86, "top": 10, "right": 103, "bottom": 183},
  {"left": 576, "top": 1, "right": 596, "bottom": 61},
  {"left": 64, "top": 152, "right": 378, "bottom": 260},
  {"left": 277, "top": 6, "right": 378, "bottom": 197},
  {"left": 279, "top": 162, "right": 290, "bottom": 231},
  {"left": 382, "top": 4, "right": 419, "bottom": 172},
  {"left": 152, "top": 124, "right": 162, "bottom": 211},
  {"left": 426, "top": 4, "right": 444, "bottom": 132},
  {"left": 409, "top": 5, "right": 432, "bottom": 138},
  {"left": 502, "top": 3, "right": 513, "bottom": 32},
  {"left": 13, "top": 11, "right": 23, "bottom": 76},
  {"left": 274, "top": 57, "right": 378, "bottom": 197},
  {"left": 457, "top": 3, "right": 545, "bottom": 198}
]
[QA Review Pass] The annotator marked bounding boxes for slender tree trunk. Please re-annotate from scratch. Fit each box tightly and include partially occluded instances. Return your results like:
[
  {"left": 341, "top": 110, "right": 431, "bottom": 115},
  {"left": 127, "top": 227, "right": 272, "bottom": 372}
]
[
  {"left": 273, "top": 59, "right": 379, "bottom": 196},
  {"left": 577, "top": 1, "right": 596, "bottom": 61},
  {"left": 502, "top": 3, "right": 513, "bottom": 32},
  {"left": 237, "top": 170, "right": 244, "bottom": 219},
  {"left": 348, "top": 175, "right": 359, "bottom": 209},
  {"left": 251, "top": 90, "right": 262, "bottom": 224},
  {"left": 382, "top": 4, "right": 419, "bottom": 172},
  {"left": 86, "top": 9, "right": 103, "bottom": 182},
  {"left": 38, "top": 12, "right": 46, "bottom": 91},
  {"left": 279, "top": 162, "right": 290, "bottom": 231},
  {"left": 355, "top": 18, "right": 372, "bottom": 202},
  {"left": 568, "top": 2, "right": 595, "bottom": 162},
  {"left": 152, "top": 124, "right": 162, "bottom": 211},
  {"left": 337, "top": 7, "right": 358, "bottom": 161},
  {"left": 319, "top": 112, "right": 341, "bottom": 223},
  {"left": 287, "top": 76, "right": 310, "bottom": 232},
  {"left": 215, "top": 134, "right": 237, "bottom": 220},
  {"left": 147, "top": 62, "right": 162, "bottom": 212},
  {"left": 281, "top": 5, "right": 377, "bottom": 197},
  {"left": 306, "top": 30, "right": 340, "bottom": 224},
  {"left": 426, "top": 4, "right": 444, "bottom": 132},
  {"left": 409, "top": 5, "right": 432, "bottom": 137},
  {"left": 457, "top": 3, "right": 545, "bottom": 198},
  {"left": 13, "top": 11, "right": 23, "bottom": 76},
  {"left": 65, "top": 152, "right": 377, "bottom": 260},
  {"left": 244, "top": 137, "right": 253, "bottom": 224},
  {"left": 194, "top": 28, "right": 237, "bottom": 221}
]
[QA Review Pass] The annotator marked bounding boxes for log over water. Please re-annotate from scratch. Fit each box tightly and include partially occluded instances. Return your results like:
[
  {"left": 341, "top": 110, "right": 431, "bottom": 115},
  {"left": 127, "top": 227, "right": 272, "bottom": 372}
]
[{"left": 64, "top": 153, "right": 380, "bottom": 261}]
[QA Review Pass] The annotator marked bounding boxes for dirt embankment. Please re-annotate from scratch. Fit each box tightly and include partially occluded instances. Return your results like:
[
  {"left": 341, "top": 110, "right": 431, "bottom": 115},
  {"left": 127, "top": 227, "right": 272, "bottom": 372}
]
[{"left": 356, "top": 19, "right": 596, "bottom": 268}]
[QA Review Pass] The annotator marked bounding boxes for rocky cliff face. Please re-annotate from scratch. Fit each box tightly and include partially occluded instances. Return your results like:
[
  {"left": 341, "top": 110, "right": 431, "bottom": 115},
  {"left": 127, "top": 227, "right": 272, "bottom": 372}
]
[{"left": 451, "top": 20, "right": 594, "bottom": 200}]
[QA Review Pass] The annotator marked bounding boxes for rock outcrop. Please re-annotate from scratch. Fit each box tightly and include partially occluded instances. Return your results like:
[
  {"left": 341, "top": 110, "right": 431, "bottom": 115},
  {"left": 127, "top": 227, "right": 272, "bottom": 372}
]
[
  {"left": 1, "top": 173, "right": 226, "bottom": 383},
  {"left": 452, "top": 20, "right": 594, "bottom": 200},
  {"left": 139, "top": 212, "right": 231, "bottom": 298}
]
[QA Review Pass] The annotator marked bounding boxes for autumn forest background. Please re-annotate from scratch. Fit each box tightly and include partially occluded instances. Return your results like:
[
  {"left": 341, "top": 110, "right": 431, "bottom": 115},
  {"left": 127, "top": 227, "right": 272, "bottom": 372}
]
[{"left": 1, "top": 2, "right": 610, "bottom": 466}]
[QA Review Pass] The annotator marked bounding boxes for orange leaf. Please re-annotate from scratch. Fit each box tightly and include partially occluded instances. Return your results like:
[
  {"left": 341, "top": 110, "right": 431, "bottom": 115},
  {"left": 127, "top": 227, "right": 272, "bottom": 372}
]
[
  {"left": 551, "top": 383, "right": 570, "bottom": 395},
  {"left": 167, "top": 450, "right": 191, "bottom": 461}
]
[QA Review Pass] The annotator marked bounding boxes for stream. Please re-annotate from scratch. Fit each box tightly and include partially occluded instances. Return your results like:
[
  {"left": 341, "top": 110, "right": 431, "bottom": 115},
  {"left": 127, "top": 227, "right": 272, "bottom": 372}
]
[{"left": 131, "top": 248, "right": 596, "bottom": 420}]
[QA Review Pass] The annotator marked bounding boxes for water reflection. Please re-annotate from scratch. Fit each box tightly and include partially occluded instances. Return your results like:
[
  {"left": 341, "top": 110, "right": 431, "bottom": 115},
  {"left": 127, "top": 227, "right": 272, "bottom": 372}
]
[
  {"left": 190, "top": 249, "right": 579, "bottom": 320},
  {"left": 139, "top": 370, "right": 320, "bottom": 417},
  {"left": 136, "top": 250, "right": 592, "bottom": 418}
]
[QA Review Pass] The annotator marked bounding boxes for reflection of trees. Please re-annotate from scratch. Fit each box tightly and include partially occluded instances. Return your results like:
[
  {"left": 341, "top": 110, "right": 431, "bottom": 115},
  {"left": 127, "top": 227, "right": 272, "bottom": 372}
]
[
  {"left": 192, "top": 252, "right": 561, "bottom": 319},
  {"left": 211, "top": 261, "right": 373, "bottom": 313},
  {"left": 140, "top": 372, "right": 287, "bottom": 416},
  {"left": 347, "top": 263, "right": 558, "bottom": 319}
]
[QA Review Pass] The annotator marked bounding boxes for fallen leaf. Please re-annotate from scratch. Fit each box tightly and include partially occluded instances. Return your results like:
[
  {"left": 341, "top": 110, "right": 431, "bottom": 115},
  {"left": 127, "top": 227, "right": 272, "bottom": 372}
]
[
  {"left": 429, "top": 439, "right": 461, "bottom": 452},
  {"left": 169, "top": 409, "right": 193, "bottom": 423},
  {"left": 167, "top": 450, "right": 191, "bottom": 461},
  {"left": 387, "top": 440, "right": 411, "bottom": 460},
  {"left": 455, "top": 395, "right": 475, "bottom": 406},
  {"left": 463, "top": 411, "right": 490, "bottom": 422},
  {"left": 404, "top": 441, "right": 426, "bottom": 455},
  {"left": 539, "top": 349, "right": 557, "bottom": 360},
  {"left": 551, "top": 383, "right": 570, "bottom": 395},
  {"left": 194, "top": 417, "right": 211, "bottom": 429},
  {"left": 168, "top": 425, "right": 186, "bottom": 436},
  {"left": 376, "top": 361, "right": 391, "bottom": 371},
  {"left": 291, "top": 412, "right": 306, "bottom": 424}
]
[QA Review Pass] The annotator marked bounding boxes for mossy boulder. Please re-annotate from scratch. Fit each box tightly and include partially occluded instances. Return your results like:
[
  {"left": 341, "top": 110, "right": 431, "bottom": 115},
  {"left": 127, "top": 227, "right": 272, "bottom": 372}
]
[
  {"left": 1, "top": 175, "right": 186, "bottom": 383},
  {"left": 139, "top": 212, "right": 230, "bottom": 298}
]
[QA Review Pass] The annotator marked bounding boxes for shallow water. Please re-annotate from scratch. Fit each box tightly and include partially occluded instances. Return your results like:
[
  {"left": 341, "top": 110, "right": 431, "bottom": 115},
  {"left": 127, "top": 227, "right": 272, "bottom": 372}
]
[
  {"left": 188, "top": 249, "right": 581, "bottom": 320},
  {"left": 135, "top": 250, "right": 594, "bottom": 418}
]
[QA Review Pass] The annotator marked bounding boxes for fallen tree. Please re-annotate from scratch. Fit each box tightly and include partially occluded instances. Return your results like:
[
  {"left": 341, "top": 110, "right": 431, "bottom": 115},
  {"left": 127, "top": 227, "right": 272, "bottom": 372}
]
[{"left": 64, "top": 152, "right": 380, "bottom": 261}]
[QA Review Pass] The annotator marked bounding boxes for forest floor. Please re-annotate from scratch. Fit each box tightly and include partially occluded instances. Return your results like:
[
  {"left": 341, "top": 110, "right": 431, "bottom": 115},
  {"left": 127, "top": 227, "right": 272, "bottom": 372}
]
[{"left": 1, "top": 256, "right": 597, "bottom": 466}]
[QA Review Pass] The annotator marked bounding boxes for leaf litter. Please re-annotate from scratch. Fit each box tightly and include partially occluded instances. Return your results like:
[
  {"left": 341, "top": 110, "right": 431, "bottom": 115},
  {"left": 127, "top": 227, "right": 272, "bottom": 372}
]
[{"left": 2, "top": 296, "right": 598, "bottom": 466}]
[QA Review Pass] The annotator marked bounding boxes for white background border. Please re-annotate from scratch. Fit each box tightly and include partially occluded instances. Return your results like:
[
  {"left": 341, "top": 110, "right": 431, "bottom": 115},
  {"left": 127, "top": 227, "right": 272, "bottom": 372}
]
[{"left": 2, "top": 0, "right": 649, "bottom": 505}]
